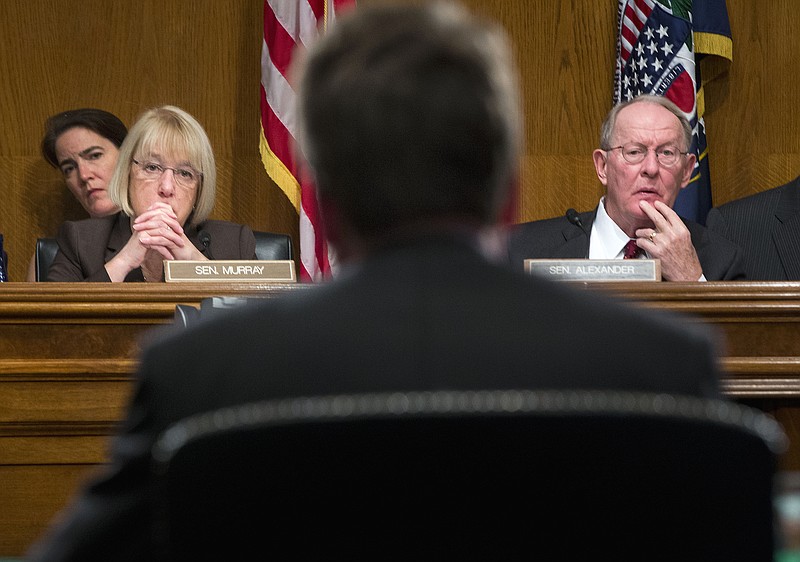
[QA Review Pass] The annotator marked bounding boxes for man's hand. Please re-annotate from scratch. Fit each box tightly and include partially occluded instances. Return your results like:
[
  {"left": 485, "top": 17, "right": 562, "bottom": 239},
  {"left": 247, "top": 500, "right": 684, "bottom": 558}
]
[{"left": 635, "top": 200, "right": 703, "bottom": 281}]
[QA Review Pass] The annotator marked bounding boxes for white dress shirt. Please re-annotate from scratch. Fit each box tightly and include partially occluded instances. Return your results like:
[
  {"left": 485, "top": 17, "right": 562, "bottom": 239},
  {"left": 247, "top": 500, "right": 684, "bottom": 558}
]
[
  {"left": 588, "top": 197, "right": 706, "bottom": 281},
  {"left": 588, "top": 197, "right": 644, "bottom": 259}
]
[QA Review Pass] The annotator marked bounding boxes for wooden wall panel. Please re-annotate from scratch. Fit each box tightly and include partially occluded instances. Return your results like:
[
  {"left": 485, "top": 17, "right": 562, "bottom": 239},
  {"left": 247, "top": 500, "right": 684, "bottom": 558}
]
[
  {"left": 0, "top": 0, "right": 296, "bottom": 282},
  {"left": 421, "top": 0, "right": 618, "bottom": 224},
  {"left": 0, "top": 0, "right": 798, "bottom": 281},
  {"left": 366, "top": 0, "right": 800, "bottom": 221},
  {"left": 707, "top": 0, "right": 800, "bottom": 204}
]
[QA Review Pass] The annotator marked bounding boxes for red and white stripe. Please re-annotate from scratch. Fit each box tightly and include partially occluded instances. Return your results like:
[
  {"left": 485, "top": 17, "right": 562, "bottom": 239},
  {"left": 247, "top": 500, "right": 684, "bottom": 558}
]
[
  {"left": 618, "top": 0, "right": 654, "bottom": 63},
  {"left": 260, "top": 0, "right": 355, "bottom": 282}
]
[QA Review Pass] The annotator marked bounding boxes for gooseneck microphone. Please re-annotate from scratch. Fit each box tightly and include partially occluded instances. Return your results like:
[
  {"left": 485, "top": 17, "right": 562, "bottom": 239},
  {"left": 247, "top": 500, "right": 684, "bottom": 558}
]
[
  {"left": 566, "top": 208, "right": 590, "bottom": 258},
  {"left": 565, "top": 208, "right": 589, "bottom": 237},
  {"left": 198, "top": 230, "right": 214, "bottom": 260}
]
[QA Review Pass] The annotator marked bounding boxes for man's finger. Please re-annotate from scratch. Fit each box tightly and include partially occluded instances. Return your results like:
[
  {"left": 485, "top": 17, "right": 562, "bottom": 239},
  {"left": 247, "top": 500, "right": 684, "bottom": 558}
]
[
  {"left": 652, "top": 200, "right": 681, "bottom": 226},
  {"left": 638, "top": 200, "right": 668, "bottom": 229}
]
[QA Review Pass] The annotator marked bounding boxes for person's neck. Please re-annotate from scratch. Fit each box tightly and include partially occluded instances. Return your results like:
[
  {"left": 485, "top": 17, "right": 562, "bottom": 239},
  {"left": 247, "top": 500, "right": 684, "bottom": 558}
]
[{"left": 341, "top": 219, "right": 506, "bottom": 263}]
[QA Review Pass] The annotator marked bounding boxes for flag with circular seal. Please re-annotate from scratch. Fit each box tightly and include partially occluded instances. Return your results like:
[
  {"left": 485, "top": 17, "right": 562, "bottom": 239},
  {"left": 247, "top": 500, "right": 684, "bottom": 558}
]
[{"left": 614, "top": 0, "right": 732, "bottom": 224}]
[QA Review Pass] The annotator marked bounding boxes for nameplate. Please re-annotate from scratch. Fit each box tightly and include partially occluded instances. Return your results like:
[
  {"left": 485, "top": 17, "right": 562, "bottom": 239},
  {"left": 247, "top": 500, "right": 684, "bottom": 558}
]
[
  {"left": 524, "top": 259, "right": 661, "bottom": 282},
  {"left": 164, "top": 260, "right": 296, "bottom": 283}
]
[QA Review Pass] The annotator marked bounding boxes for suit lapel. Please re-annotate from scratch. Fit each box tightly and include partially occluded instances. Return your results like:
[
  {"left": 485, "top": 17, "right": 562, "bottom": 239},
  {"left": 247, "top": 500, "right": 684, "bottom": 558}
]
[
  {"left": 773, "top": 186, "right": 800, "bottom": 279},
  {"left": 106, "top": 213, "right": 131, "bottom": 258},
  {"left": 557, "top": 211, "right": 594, "bottom": 258}
]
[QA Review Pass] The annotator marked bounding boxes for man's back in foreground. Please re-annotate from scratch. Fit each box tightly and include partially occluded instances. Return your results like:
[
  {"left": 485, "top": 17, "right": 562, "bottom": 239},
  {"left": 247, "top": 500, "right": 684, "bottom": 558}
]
[{"left": 27, "top": 3, "right": 727, "bottom": 560}]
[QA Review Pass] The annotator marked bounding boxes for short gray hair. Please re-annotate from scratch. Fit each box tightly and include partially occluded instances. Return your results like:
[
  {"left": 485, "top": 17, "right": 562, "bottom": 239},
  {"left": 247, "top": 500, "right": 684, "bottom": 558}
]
[{"left": 599, "top": 94, "right": 693, "bottom": 151}]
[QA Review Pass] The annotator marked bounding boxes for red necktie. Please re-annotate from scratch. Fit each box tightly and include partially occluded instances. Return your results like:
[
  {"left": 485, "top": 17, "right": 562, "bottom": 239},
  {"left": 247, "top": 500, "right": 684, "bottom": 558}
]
[{"left": 623, "top": 239, "right": 643, "bottom": 259}]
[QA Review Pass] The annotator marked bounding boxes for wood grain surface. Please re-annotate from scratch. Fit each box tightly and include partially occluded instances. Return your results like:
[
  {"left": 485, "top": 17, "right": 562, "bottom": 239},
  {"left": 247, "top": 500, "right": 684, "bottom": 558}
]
[{"left": 0, "top": 0, "right": 796, "bottom": 283}]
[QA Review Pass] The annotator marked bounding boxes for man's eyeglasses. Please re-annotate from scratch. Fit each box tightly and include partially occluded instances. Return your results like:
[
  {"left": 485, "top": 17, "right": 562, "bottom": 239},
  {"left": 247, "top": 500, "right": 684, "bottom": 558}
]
[
  {"left": 132, "top": 159, "right": 202, "bottom": 189},
  {"left": 606, "top": 143, "right": 688, "bottom": 167}
]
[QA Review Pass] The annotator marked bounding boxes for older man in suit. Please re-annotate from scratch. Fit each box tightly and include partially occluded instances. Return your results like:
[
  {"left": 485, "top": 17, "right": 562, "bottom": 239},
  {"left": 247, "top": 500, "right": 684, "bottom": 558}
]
[
  {"left": 706, "top": 176, "right": 800, "bottom": 280},
  {"left": 28, "top": 4, "right": 726, "bottom": 560},
  {"left": 508, "top": 94, "right": 745, "bottom": 281}
]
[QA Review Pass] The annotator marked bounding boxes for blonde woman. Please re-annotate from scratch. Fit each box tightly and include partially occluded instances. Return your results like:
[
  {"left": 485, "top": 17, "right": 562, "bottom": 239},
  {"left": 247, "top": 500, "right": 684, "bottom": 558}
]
[{"left": 47, "top": 106, "right": 255, "bottom": 282}]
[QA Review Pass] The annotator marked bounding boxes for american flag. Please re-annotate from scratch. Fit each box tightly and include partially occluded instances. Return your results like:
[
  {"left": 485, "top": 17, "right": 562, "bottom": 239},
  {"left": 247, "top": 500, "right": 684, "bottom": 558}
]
[
  {"left": 260, "top": 0, "right": 355, "bottom": 282},
  {"left": 614, "top": 0, "right": 732, "bottom": 224}
]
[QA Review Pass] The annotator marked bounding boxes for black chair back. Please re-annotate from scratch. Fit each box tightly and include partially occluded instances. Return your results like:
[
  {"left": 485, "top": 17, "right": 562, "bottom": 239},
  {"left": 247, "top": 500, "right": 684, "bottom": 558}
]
[
  {"left": 150, "top": 390, "right": 786, "bottom": 561},
  {"left": 36, "top": 231, "right": 291, "bottom": 282},
  {"left": 35, "top": 237, "right": 59, "bottom": 282},
  {"left": 254, "top": 230, "right": 292, "bottom": 261}
]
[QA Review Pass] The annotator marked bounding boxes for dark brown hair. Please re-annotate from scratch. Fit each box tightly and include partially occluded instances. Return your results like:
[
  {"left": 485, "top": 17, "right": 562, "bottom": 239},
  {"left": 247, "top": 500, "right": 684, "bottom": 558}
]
[{"left": 41, "top": 108, "right": 127, "bottom": 167}]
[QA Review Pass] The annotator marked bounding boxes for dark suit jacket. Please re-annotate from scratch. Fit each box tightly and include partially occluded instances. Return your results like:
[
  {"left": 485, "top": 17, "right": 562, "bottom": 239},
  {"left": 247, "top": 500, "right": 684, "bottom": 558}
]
[
  {"left": 706, "top": 176, "right": 800, "bottom": 280},
  {"left": 47, "top": 212, "right": 257, "bottom": 281},
  {"left": 27, "top": 235, "right": 723, "bottom": 560},
  {"left": 508, "top": 208, "right": 746, "bottom": 281}
]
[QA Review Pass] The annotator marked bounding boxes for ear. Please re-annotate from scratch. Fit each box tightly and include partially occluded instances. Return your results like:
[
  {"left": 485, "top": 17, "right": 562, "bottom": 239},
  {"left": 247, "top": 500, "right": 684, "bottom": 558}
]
[
  {"left": 592, "top": 149, "right": 609, "bottom": 186},
  {"left": 679, "top": 152, "right": 697, "bottom": 190},
  {"left": 497, "top": 175, "right": 520, "bottom": 227},
  {"left": 318, "top": 192, "right": 362, "bottom": 263},
  {"left": 318, "top": 193, "right": 341, "bottom": 250}
]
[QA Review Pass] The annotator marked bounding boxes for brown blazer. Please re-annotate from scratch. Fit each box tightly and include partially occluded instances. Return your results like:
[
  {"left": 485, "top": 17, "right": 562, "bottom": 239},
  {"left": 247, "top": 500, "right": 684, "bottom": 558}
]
[{"left": 47, "top": 212, "right": 257, "bottom": 281}]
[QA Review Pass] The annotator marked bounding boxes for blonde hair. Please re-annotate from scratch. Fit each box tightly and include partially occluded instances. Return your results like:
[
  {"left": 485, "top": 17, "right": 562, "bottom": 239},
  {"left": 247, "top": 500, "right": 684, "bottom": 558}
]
[{"left": 108, "top": 105, "right": 216, "bottom": 226}]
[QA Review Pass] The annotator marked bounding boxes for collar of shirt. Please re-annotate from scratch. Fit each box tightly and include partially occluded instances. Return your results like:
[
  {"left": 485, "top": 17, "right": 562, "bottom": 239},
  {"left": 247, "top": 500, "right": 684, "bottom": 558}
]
[
  {"left": 589, "top": 197, "right": 649, "bottom": 259},
  {"left": 589, "top": 198, "right": 705, "bottom": 280}
]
